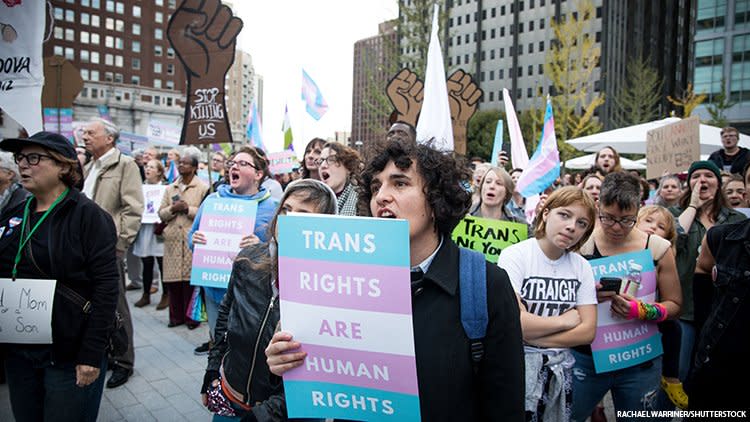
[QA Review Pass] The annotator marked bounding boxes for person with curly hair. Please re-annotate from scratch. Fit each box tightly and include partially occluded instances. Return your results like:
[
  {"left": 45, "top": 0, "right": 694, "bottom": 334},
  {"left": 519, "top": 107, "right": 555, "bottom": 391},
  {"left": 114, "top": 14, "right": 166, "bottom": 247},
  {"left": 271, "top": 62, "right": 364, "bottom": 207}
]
[
  {"left": 316, "top": 141, "right": 361, "bottom": 216},
  {"left": 266, "top": 138, "right": 525, "bottom": 421}
]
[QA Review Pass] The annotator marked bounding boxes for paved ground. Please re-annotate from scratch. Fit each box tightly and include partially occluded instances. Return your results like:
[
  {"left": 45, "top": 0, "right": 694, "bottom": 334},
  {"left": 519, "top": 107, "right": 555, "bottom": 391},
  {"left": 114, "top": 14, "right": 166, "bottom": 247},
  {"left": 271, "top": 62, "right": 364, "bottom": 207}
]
[
  {"left": 0, "top": 287, "right": 214, "bottom": 422},
  {"left": 0, "top": 286, "right": 622, "bottom": 422}
]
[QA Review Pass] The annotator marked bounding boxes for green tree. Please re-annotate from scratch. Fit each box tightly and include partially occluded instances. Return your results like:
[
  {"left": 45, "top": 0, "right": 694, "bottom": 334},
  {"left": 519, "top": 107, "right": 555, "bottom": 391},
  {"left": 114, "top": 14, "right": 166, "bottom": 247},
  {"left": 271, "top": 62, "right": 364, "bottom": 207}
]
[
  {"left": 544, "top": 0, "right": 605, "bottom": 161},
  {"left": 668, "top": 83, "right": 707, "bottom": 117},
  {"left": 612, "top": 57, "right": 664, "bottom": 126},
  {"left": 466, "top": 109, "right": 505, "bottom": 160},
  {"left": 706, "top": 78, "right": 736, "bottom": 127},
  {"left": 359, "top": 22, "right": 402, "bottom": 140},
  {"left": 518, "top": 106, "right": 545, "bottom": 155}
]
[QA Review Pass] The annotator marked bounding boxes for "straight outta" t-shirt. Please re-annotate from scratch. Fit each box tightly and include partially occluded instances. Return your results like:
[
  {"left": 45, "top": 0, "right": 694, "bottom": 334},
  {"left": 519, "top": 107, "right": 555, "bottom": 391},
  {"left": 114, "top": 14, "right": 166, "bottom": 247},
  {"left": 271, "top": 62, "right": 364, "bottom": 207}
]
[{"left": 498, "top": 238, "right": 597, "bottom": 317}]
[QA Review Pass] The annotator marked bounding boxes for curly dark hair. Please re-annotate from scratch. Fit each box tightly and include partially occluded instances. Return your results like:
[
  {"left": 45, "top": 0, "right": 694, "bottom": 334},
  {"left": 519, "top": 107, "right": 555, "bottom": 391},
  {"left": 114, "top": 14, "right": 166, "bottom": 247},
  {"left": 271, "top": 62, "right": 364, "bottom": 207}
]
[{"left": 358, "top": 139, "right": 472, "bottom": 236}]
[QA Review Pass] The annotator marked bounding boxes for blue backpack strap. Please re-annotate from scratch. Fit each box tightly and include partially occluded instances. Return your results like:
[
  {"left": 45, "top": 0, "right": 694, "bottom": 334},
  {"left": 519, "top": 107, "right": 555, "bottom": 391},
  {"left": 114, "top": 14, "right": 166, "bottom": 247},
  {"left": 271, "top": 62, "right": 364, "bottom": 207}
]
[{"left": 459, "top": 247, "right": 488, "bottom": 366}]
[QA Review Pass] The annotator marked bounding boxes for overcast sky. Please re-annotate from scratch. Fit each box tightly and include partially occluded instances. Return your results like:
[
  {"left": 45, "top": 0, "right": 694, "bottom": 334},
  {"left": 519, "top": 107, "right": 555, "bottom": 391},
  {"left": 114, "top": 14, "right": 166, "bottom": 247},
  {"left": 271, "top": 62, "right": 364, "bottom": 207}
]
[{"left": 234, "top": 1, "right": 399, "bottom": 153}]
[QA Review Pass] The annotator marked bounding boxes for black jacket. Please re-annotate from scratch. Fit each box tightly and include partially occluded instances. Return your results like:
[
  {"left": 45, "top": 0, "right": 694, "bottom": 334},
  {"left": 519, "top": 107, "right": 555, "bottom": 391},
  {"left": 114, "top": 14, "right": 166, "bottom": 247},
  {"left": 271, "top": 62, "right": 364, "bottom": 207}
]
[
  {"left": 0, "top": 189, "right": 119, "bottom": 367},
  {"left": 208, "top": 244, "right": 285, "bottom": 421},
  {"left": 708, "top": 147, "right": 750, "bottom": 175},
  {"left": 413, "top": 239, "right": 525, "bottom": 421}
]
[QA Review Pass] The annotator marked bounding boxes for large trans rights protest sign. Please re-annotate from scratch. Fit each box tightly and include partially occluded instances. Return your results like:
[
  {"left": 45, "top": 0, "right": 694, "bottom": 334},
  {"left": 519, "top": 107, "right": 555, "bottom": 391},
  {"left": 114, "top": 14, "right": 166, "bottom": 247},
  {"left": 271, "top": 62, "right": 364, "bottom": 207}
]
[
  {"left": 190, "top": 197, "right": 257, "bottom": 288},
  {"left": 452, "top": 216, "right": 527, "bottom": 263},
  {"left": 278, "top": 215, "right": 420, "bottom": 421},
  {"left": 588, "top": 250, "right": 663, "bottom": 373}
]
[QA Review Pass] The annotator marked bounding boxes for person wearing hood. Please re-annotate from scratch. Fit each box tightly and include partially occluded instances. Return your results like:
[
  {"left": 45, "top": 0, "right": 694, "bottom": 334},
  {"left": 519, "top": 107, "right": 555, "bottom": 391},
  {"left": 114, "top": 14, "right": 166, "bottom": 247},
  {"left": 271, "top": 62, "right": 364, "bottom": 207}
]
[{"left": 190, "top": 146, "right": 279, "bottom": 355}]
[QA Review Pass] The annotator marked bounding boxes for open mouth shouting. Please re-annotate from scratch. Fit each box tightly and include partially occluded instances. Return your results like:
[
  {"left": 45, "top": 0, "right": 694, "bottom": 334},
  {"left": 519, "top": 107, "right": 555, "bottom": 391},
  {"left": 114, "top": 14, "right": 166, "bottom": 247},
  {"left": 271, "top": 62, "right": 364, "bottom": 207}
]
[
  {"left": 376, "top": 208, "right": 397, "bottom": 218},
  {"left": 320, "top": 170, "right": 330, "bottom": 182}
]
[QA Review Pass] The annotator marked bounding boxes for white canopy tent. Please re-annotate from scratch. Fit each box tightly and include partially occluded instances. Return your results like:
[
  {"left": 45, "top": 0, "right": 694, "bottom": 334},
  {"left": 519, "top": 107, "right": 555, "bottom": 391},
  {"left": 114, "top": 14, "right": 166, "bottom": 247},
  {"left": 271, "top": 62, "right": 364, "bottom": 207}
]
[
  {"left": 566, "top": 117, "right": 750, "bottom": 155},
  {"left": 565, "top": 153, "right": 646, "bottom": 170}
]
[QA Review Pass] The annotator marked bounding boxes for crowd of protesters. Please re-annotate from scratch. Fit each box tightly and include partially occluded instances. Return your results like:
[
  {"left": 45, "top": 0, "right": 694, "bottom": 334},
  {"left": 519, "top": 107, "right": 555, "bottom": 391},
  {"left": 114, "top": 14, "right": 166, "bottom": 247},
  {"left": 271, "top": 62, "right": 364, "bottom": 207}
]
[{"left": 0, "top": 119, "right": 748, "bottom": 421}]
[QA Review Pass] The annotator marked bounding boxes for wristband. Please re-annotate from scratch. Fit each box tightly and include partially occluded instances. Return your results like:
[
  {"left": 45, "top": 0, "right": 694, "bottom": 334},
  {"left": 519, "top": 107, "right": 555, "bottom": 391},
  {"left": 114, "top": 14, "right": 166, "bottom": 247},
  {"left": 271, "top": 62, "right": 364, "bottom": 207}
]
[
  {"left": 688, "top": 205, "right": 698, "bottom": 210},
  {"left": 627, "top": 300, "right": 640, "bottom": 320},
  {"left": 635, "top": 301, "right": 668, "bottom": 321}
]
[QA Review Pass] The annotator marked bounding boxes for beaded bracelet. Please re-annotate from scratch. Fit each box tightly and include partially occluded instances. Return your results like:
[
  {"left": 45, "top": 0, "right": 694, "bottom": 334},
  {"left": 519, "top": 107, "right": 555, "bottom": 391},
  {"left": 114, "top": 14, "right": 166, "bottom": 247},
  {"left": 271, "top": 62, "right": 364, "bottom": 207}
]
[{"left": 627, "top": 300, "right": 668, "bottom": 322}]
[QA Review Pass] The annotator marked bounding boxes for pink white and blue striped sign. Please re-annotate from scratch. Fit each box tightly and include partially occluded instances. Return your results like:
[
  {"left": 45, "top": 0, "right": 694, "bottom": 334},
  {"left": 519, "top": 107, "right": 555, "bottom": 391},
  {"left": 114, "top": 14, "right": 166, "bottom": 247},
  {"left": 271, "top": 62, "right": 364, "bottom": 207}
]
[
  {"left": 278, "top": 214, "right": 420, "bottom": 421},
  {"left": 588, "top": 250, "right": 663, "bottom": 373},
  {"left": 190, "top": 197, "right": 257, "bottom": 288}
]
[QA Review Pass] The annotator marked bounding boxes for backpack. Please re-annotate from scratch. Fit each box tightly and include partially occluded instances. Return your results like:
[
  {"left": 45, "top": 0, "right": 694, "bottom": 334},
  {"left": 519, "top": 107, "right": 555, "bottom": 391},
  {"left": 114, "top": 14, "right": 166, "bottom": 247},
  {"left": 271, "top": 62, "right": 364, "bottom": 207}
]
[{"left": 458, "top": 247, "right": 488, "bottom": 372}]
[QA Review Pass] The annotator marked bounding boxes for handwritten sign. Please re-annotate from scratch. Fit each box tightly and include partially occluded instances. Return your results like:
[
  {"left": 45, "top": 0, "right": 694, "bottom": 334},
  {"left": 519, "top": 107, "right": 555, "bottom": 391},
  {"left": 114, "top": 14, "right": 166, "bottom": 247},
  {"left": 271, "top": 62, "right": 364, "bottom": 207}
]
[
  {"left": 190, "top": 197, "right": 257, "bottom": 288},
  {"left": 588, "top": 250, "right": 663, "bottom": 373},
  {"left": 268, "top": 150, "right": 298, "bottom": 175},
  {"left": 646, "top": 116, "right": 700, "bottom": 179},
  {"left": 0, "top": 278, "right": 56, "bottom": 344},
  {"left": 278, "top": 215, "right": 420, "bottom": 421},
  {"left": 451, "top": 216, "right": 527, "bottom": 263},
  {"left": 141, "top": 185, "right": 167, "bottom": 224}
]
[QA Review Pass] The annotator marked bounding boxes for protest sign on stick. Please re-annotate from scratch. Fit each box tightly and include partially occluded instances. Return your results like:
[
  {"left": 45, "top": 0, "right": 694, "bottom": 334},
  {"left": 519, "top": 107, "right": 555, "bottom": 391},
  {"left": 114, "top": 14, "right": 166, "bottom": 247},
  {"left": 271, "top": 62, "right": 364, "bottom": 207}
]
[
  {"left": 646, "top": 116, "right": 700, "bottom": 179},
  {"left": 278, "top": 214, "right": 420, "bottom": 421}
]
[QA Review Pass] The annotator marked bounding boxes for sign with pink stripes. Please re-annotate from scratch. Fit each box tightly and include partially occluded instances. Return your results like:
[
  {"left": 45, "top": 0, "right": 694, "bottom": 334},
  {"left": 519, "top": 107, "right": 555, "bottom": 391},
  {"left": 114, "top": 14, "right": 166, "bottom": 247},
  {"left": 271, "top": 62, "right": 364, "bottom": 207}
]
[
  {"left": 190, "top": 197, "right": 257, "bottom": 288},
  {"left": 588, "top": 250, "right": 663, "bottom": 373},
  {"left": 278, "top": 214, "right": 420, "bottom": 421}
]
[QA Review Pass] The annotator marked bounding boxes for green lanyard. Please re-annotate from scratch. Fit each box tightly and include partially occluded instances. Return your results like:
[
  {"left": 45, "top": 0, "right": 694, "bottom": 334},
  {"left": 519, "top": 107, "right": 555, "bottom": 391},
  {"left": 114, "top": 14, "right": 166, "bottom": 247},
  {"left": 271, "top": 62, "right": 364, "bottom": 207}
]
[{"left": 12, "top": 188, "right": 69, "bottom": 280}]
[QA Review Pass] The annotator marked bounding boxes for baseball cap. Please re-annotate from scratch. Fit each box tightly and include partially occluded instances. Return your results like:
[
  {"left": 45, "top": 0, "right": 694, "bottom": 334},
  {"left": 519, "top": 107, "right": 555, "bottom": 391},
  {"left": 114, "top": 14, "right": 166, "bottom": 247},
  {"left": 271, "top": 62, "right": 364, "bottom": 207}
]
[{"left": 0, "top": 131, "right": 77, "bottom": 161}]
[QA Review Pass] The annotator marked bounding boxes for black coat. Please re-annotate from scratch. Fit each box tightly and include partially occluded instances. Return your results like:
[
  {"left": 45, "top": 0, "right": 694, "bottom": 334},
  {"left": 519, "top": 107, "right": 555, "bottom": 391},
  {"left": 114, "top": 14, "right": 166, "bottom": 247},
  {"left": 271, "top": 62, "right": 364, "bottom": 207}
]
[
  {"left": 208, "top": 244, "right": 285, "bottom": 421},
  {"left": 708, "top": 147, "right": 750, "bottom": 175},
  {"left": 413, "top": 239, "right": 525, "bottom": 421},
  {"left": 0, "top": 189, "right": 119, "bottom": 367}
]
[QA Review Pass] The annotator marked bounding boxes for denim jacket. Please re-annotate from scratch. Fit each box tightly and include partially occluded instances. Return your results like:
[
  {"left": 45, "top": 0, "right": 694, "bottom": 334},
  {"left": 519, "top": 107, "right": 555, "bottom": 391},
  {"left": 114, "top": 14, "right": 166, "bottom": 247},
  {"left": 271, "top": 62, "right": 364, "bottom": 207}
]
[{"left": 693, "top": 220, "right": 750, "bottom": 372}]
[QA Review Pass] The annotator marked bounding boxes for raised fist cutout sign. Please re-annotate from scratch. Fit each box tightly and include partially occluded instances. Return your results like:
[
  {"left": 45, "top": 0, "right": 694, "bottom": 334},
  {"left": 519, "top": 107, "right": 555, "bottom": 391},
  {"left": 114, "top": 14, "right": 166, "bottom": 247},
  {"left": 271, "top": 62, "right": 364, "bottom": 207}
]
[
  {"left": 168, "top": 0, "right": 243, "bottom": 145},
  {"left": 385, "top": 68, "right": 482, "bottom": 155}
]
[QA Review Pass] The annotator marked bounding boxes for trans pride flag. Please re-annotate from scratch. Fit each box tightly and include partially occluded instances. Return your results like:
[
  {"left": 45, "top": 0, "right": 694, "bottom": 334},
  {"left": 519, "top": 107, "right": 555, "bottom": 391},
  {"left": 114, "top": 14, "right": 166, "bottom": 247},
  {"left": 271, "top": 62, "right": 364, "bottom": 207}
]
[
  {"left": 246, "top": 100, "right": 266, "bottom": 152},
  {"left": 515, "top": 97, "right": 560, "bottom": 198},
  {"left": 301, "top": 69, "right": 328, "bottom": 120}
]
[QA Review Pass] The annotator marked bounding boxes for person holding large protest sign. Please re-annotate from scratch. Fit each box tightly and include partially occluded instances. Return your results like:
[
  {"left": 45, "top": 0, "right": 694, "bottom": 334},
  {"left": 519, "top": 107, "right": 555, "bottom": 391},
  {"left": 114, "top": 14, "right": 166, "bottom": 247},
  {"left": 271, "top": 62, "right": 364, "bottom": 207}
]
[
  {"left": 132, "top": 159, "right": 167, "bottom": 308},
  {"left": 0, "top": 132, "right": 118, "bottom": 421},
  {"left": 668, "top": 160, "right": 745, "bottom": 388},
  {"left": 266, "top": 139, "right": 525, "bottom": 421},
  {"left": 571, "top": 172, "right": 682, "bottom": 420},
  {"left": 190, "top": 146, "right": 279, "bottom": 355},
  {"left": 300, "top": 138, "right": 326, "bottom": 180},
  {"left": 470, "top": 166, "right": 527, "bottom": 223},
  {"left": 200, "top": 179, "right": 337, "bottom": 420},
  {"left": 498, "top": 186, "right": 597, "bottom": 421},
  {"left": 317, "top": 142, "right": 362, "bottom": 216},
  {"left": 158, "top": 147, "right": 209, "bottom": 329}
]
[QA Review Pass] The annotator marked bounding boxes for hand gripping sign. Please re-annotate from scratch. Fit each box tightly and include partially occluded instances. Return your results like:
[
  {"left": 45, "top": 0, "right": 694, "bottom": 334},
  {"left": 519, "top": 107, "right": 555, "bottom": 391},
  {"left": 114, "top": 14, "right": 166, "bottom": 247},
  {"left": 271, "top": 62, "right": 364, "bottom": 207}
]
[{"left": 167, "top": 0, "right": 243, "bottom": 145}]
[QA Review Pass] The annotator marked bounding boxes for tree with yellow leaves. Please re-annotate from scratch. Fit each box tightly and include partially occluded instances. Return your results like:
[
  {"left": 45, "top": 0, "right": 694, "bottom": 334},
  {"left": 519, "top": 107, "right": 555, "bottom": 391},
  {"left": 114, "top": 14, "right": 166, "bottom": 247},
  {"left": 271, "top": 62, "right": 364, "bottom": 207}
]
[
  {"left": 668, "top": 83, "right": 707, "bottom": 117},
  {"left": 544, "top": 0, "right": 605, "bottom": 160}
]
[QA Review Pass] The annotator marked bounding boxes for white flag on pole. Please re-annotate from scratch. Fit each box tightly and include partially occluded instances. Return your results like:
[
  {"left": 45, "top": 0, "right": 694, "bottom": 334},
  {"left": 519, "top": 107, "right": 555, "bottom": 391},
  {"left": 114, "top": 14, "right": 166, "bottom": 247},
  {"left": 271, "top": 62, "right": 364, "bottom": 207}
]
[
  {"left": 503, "top": 88, "right": 529, "bottom": 169},
  {"left": 416, "top": 4, "right": 454, "bottom": 152}
]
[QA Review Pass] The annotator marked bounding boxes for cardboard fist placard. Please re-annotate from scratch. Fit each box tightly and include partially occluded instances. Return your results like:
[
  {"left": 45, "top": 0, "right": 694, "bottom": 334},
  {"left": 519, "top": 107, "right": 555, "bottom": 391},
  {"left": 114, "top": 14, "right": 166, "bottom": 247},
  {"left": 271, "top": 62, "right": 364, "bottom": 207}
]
[
  {"left": 168, "top": 0, "right": 243, "bottom": 145},
  {"left": 385, "top": 68, "right": 482, "bottom": 155}
]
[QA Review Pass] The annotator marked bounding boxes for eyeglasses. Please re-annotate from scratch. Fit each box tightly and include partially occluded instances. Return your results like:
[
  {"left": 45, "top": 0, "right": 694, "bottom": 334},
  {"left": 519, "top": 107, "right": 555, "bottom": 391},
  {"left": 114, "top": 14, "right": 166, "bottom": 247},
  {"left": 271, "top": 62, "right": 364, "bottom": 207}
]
[
  {"left": 226, "top": 159, "right": 257, "bottom": 169},
  {"left": 14, "top": 152, "right": 56, "bottom": 166},
  {"left": 598, "top": 214, "right": 637, "bottom": 228},
  {"left": 314, "top": 156, "right": 340, "bottom": 166}
]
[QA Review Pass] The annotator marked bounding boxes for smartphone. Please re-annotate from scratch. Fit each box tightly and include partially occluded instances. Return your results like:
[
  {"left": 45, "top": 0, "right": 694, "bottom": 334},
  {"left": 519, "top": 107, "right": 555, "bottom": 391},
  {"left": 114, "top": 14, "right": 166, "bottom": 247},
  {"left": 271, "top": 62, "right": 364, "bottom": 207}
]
[{"left": 599, "top": 277, "right": 622, "bottom": 292}]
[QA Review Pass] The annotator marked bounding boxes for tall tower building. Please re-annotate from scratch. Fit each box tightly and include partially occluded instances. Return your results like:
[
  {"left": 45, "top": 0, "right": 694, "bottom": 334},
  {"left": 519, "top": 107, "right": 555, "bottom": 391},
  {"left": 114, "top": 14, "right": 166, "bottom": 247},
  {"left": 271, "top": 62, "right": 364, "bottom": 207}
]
[
  {"left": 352, "top": 19, "right": 399, "bottom": 149},
  {"left": 226, "top": 49, "right": 255, "bottom": 143},
  {"left": 692, "top": 0, "right": 750, "bottom": 132},
  {"left": 43, "top": 0, "right": 188, "bottom": 135}
]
